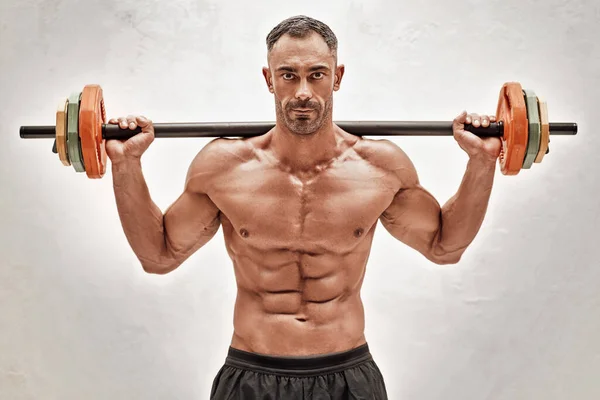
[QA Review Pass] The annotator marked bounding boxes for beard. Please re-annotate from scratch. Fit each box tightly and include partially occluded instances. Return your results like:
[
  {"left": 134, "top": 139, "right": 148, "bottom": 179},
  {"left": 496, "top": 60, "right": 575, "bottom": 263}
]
[{"left": 275, "top": 95, "right": 333, "bottom": 136}]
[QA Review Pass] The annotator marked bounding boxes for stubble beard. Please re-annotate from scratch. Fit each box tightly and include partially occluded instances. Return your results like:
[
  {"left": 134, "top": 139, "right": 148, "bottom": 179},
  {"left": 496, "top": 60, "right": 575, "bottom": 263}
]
[{"left": 275, "top": 95, "right": 333, "bottom": 136}]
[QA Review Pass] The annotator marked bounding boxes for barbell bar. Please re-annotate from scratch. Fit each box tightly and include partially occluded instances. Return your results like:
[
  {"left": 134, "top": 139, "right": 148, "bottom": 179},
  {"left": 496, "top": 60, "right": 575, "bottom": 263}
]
[{"left": 19, "top": 82, "right": 577, "bottom": 178}]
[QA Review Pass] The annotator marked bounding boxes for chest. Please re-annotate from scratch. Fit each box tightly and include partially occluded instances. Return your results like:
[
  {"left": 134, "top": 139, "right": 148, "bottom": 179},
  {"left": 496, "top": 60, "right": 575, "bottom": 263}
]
[{"left": 209, "top": 158, "right": 398, "bottom": 252}]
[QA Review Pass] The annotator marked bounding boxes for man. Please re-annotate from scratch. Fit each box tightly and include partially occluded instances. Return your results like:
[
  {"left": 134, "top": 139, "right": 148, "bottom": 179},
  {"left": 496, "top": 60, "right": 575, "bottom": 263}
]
[{"left": 107, "top": 15, "right": 500, "bottom": 400}]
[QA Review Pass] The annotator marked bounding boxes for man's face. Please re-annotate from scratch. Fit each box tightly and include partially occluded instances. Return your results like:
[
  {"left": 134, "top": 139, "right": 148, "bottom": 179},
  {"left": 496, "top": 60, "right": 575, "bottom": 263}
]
[{"left": 263, "top": 32, "right": 345, "bottom": 136}]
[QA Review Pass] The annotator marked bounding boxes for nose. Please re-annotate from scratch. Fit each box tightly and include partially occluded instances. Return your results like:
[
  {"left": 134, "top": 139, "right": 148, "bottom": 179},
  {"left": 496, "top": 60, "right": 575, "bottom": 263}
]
[{"left": 295, "top": 79, "right": 312, "bottom": 102}]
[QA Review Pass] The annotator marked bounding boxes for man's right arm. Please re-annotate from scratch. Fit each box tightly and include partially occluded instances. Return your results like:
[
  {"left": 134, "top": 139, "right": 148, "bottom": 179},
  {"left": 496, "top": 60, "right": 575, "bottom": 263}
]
[{"left": 111, "top": 140, "right": 224, "bottom": 274}]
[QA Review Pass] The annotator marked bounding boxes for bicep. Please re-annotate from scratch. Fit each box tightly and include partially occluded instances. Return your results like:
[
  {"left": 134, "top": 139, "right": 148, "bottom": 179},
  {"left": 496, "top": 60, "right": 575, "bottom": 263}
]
[
  {"left": 162, "top": 188, "right": 221, "bottom": 264},
  {"left": 159, "top": 139, "right": 231, "bottom": 267},
  {"left": 366, "top": 138, "right": 444, "bottom": 260},
  {"left": 380, "top": 185, "right": 442, "bottom": 260}
]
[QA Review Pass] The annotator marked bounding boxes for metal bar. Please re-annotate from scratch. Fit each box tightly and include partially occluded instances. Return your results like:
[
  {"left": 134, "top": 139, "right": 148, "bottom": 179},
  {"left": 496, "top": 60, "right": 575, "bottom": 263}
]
[{"left": 19, "top": 121, "right": 578, "bottom": 139}]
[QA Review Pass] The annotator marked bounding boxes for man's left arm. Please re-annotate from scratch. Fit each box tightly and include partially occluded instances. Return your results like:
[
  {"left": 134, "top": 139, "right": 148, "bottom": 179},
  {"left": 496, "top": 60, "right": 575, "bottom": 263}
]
[{"left": 379, "top": 111, "right": 500, "bottom": 265}]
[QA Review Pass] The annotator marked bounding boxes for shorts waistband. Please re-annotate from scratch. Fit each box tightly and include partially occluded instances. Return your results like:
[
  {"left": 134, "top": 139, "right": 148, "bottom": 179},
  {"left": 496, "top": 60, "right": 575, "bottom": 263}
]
[{"left": 224, "top": 343, "right": 373, "bottom": 377}]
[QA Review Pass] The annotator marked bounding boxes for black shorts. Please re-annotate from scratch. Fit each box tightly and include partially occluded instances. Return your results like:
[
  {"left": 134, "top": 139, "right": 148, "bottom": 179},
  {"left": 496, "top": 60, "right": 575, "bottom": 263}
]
[{"left": 210, "top": 343, "right": 388, "bottom": 399}]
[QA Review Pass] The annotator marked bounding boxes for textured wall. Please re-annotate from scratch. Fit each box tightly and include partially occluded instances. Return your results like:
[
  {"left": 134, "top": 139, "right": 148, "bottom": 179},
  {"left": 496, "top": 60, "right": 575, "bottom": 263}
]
[{"left": 1, "top": 0, "right": 599, "bottom": 399}]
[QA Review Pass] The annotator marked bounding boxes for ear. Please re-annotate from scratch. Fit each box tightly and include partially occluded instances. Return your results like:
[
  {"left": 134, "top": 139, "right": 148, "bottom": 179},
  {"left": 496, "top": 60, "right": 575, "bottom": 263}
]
[
  {"left": 262, "top": 67, "right": 274, "bottom": 93},
  {"left": 333, "top": 64, "right": 345, "bottom": 91}
]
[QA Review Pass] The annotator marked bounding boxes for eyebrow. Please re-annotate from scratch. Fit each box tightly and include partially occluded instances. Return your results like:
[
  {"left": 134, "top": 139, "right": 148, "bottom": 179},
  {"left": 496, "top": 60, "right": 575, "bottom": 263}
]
[{"left": 276, "top": 64, "right": 331, "bottom": 72}]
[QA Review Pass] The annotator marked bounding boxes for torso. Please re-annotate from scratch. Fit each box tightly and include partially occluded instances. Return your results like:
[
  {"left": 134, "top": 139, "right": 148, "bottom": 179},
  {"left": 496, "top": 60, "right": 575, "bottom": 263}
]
[{"left": 205, "top": 127, "right": 402, "bottom": 356}]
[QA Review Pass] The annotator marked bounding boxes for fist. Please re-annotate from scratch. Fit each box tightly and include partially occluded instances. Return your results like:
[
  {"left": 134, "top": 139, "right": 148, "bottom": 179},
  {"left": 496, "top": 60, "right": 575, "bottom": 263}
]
[
  {"left": 452, "top": 111, "right": 502, "bottom": 163},
  {"left": 105, "top": 115, "right": 155, "bottom": 164}
]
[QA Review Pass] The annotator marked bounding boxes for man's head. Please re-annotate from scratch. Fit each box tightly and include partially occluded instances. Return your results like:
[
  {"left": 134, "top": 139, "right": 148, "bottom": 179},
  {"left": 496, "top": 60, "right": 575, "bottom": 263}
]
[{"left": 263, "top": 16, "right": 345, "bottom": 136}]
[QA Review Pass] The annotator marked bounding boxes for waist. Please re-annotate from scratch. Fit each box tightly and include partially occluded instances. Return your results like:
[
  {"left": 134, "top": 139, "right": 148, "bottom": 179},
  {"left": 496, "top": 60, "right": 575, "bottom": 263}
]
[{"left": 224, "top": 343, "right": 373, "bottom": 377}]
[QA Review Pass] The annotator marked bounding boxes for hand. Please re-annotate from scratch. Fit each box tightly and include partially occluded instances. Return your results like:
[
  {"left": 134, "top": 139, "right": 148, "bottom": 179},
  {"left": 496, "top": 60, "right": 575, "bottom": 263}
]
[
  {"left": 452, "top": 111, "right": 502, "bottom": 163},
  {"left": 106, "top": 115, "right": 155, "bottom": 164}
]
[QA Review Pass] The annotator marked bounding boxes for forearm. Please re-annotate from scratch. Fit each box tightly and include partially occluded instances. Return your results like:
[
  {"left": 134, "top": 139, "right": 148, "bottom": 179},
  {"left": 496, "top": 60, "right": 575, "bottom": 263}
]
[
  {"left": 434, "top": 157, "right": 496, "bottom": 260},
  {"left": 111, "top": 159, "right": 171, "bottom": 271}
]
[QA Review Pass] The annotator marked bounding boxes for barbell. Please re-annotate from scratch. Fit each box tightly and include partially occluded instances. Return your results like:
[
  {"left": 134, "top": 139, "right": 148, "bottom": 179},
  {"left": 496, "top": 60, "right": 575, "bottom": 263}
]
[{"left": 19, "top": 82, "right": 577, "bottom": 179}]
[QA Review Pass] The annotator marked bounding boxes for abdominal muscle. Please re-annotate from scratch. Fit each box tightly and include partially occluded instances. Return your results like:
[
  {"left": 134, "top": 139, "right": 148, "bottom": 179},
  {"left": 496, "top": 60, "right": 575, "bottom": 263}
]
[
  {"left": 225, "top": 227, "right": 372, "bottom": 356},
  {"left": 209, "top": 132, "right": 396, "bottom": 356}
]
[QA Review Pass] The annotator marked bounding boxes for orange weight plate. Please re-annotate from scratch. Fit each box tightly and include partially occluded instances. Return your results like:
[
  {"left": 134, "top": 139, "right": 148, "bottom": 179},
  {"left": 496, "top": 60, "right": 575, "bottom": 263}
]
[
  {"left": 79, "top": 84, "right": 107, "bottom": 179},
  {"left": 495, "top": 82, "right": 528, "bottom": 175}
]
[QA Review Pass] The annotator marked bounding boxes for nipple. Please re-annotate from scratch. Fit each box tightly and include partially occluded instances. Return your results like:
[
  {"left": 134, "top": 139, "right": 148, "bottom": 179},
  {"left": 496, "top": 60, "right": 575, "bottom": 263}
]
[
  {"left": 240, "top": 228, "right": 249, "bottom": 238},
  {"left": 354, "top": 228, "right": 364, "bottom": 238}
]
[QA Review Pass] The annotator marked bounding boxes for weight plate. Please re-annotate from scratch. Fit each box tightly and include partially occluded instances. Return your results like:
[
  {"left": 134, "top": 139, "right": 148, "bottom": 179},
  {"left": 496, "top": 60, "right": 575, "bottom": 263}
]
[
  {"left": 79, "top": 84, "right": 107, "bottom": 179},
  {"left": 67, "top": 92, "right": 85, "bottom": 172},
  {"left": 56, "top": 97, "right": 70, "bottom": 166},
  {"left": 522, "top": 89, "right": 541, "bottom": 169},
  {"left": 495, "top": 82, "right": 528, "bottom": 175},
  {"left": 535, "top": 96, "right": 549, "bottom": 163}
]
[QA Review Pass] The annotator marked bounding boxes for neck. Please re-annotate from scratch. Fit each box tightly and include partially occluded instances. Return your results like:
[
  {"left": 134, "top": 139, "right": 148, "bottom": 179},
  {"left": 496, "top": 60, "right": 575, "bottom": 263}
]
[{"left": 271, "top": 118, "right": 341, "bottom": 172}]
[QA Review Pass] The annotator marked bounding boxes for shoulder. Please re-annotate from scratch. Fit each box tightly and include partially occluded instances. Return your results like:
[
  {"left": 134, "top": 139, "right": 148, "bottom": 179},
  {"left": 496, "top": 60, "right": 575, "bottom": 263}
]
[
  {"left": 353, "top": 137, "right": 420, "bottom": 188},
  {"left": 189, "top": 137, "right": 255, "bottom": 169},
  {"left": 185, "top": 137, "right": 256, "bottom": 191}
]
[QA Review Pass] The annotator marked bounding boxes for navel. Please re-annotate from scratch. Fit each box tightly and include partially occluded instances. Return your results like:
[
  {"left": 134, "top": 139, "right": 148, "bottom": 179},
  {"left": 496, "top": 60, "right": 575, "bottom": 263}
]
[{"left": 354, "top": 228, "right": 364, "bottom": 238}]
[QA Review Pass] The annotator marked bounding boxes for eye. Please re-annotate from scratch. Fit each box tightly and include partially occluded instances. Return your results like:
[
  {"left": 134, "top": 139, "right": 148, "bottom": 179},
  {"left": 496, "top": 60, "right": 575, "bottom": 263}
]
[
  {"left": 312, "top": 72, "right": 324, "bottom": 79},
  {"left": 282, "top": 73, "right": 295, "bottom": 80}
]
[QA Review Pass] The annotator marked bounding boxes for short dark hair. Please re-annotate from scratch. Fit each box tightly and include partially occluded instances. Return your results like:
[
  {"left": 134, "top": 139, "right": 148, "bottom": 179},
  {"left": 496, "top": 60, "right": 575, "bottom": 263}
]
[{"left": 266, "top": 15, "right": 338, "bottom": 56}]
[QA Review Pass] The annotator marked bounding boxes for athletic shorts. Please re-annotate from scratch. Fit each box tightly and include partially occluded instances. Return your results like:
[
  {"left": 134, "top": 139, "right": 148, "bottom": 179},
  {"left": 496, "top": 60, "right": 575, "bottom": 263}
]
[{"left": 210, "top": 342, "right": 388, "bottom": 399}]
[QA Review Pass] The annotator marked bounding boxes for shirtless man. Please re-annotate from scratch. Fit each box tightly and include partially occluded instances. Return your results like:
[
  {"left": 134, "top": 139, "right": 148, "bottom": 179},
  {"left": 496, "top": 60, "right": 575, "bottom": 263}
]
[{"left": 107, "top": 15, "right": 500, "bottom": 400}]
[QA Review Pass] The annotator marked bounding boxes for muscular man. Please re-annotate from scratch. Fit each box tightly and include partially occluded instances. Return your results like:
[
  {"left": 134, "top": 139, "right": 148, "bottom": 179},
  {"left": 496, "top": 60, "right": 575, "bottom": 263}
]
[{"left": 107, "top": 15, "right": 500, "bottom": 400}]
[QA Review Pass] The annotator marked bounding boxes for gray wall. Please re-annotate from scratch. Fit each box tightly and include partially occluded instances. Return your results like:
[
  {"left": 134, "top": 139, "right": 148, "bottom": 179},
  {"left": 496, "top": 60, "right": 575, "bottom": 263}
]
[{"left": 1, "top": 0, "right": 598, "bottom": 399}]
